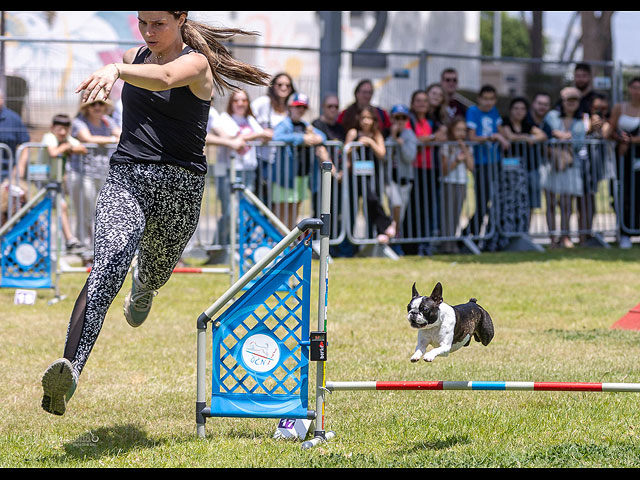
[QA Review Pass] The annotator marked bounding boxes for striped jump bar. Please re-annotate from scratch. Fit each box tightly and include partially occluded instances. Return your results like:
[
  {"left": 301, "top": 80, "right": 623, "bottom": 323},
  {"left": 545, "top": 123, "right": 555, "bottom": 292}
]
[{"left": 325, "top": 381, "right": 640, "bottom": 392}]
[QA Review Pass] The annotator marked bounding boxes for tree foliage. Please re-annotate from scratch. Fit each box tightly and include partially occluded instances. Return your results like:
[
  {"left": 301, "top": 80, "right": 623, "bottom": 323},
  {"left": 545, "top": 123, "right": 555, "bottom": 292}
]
[{"left": 480, "top": 11, "right": 532, "bottom": 58}]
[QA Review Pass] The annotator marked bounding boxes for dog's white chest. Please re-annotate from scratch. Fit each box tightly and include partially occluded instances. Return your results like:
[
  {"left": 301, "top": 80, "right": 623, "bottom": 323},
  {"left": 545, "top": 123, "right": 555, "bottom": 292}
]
[{"left": 411, "top": 303, "right": 469, "bottom": 362}]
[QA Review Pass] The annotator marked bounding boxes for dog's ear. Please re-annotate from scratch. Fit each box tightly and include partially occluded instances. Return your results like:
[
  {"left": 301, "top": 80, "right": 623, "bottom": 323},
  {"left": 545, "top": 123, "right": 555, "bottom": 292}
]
[
  {"left": 430, "top": 282, "right": 443, "bottom": 305},
  {"left": 412, "top": 282, "right": 420, "bottom": 299}
]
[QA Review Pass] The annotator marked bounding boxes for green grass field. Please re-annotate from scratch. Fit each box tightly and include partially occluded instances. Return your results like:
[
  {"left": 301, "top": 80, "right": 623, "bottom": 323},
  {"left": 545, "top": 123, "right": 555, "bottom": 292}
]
[{"left": 2, "top": 247, "right": 640, "bottom": 467}]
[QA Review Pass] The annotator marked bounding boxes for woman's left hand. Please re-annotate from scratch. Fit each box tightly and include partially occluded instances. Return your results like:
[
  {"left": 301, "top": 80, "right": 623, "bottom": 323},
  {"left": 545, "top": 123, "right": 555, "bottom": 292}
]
[{"left": 75, "top": 64, "right": 120, "bottom": 104}]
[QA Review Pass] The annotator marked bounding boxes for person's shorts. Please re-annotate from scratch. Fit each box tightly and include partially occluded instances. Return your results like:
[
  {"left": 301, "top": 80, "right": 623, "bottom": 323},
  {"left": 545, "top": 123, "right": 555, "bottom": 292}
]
[{"left": 272, "top": 176, "right": 309, "bottom": 203}]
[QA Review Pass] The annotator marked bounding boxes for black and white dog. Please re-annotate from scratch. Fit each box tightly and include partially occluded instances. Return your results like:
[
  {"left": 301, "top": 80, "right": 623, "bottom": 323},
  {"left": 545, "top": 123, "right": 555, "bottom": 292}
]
[{"left": 408, "top": 282, "right": 494, "bottom": 362}]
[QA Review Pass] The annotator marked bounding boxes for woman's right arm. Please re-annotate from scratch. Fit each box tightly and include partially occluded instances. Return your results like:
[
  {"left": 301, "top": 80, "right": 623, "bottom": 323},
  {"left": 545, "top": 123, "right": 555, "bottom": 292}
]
[{"left": 76, "top": 46, "right": 211, "bottom": 103}]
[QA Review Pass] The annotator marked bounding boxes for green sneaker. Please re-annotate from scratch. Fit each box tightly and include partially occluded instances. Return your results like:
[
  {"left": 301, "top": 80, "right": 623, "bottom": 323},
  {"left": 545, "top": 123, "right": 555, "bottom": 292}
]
[
  {"left": 123, "top": 267, "right": 157, "bottom": 328},
  {"left": 41, "top": 358, "right": 77, "bottom": 416}
]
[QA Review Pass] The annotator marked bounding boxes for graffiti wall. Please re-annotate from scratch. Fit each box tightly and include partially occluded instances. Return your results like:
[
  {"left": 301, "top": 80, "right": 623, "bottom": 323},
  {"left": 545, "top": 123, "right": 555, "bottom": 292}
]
[{"left": 3, "top": 11, "right": 480, "bottom": 126}]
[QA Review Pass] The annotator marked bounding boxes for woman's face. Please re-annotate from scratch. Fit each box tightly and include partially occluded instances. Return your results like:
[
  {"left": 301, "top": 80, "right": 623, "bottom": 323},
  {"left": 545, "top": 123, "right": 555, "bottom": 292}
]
[
  {"left": 629, "top": 81, "right": 640, "bottom": 102},
  {"left": 273, "top": 75, "right": 293, "bottom": 100},
  {"left": 411, "top": 92, "right": 429, "bottom": 115},
  {"left": 138, "top": 11, "right": 184, "bottom": 53},
  {"left": 510, "top": 101, "right": 528, "bottom": 122},
  {"left": 562, "top": 96, "right": 580, "bottom": 115},
  {"left": 231, "top": 91, "right": 249, "bottom": 116},
  {"left": 359, "top": 111, "right": 375, "bottom": 131},
  {"left": 427, "top": 86, "right": 444, "bottom": 107}
]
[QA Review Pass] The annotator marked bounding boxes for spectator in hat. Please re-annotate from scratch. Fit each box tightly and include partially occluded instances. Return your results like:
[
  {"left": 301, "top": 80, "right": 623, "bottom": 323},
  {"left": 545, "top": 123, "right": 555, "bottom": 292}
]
[
  {"left": 70, "top": 97, "right": 121, "bottom": 256},
  {"left": 386, "top": 104, "right": 418, "bottom": 246}
]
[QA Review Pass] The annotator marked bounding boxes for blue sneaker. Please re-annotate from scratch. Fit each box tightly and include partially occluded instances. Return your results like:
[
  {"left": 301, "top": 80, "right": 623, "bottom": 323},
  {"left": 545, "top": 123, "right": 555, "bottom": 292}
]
[
  {"left": 41, "top": 358, "right": 77, "bottom": 416},
  {"left": 123, "top": 267, "right": 157, "bottom": 328}
]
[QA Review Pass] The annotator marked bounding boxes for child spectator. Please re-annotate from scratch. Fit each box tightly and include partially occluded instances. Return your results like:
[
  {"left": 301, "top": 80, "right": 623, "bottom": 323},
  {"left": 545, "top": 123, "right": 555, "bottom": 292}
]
[
  {"left": 439, "top": 116, "right": 474, "bottom": 254},
  {"left": 464, "top": 84, "right": 510, "bottom": 248},
  {"left": 39, "top": 114, "right": 88, "bottom": 254},
  {"left": 345, "top": 105, "right": 396, "bottom": 244},
  {"left": 385, "top": 104, "right": 418, "bottom": 248}
]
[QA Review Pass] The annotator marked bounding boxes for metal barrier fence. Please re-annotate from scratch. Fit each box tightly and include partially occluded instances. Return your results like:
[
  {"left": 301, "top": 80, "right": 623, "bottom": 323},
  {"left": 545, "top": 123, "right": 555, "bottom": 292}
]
[{"left": 0, "top": 138, "right": 629, "bottom": 265}]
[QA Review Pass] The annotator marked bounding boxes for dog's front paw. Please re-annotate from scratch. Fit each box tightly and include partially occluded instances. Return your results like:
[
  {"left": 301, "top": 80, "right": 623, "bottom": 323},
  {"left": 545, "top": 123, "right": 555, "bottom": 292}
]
[
  {"left": 423, "top": 352, "right": 437, "bottom": 362},
  {"left": 410, "top": 351, "right": 422, "bottom": 362}
]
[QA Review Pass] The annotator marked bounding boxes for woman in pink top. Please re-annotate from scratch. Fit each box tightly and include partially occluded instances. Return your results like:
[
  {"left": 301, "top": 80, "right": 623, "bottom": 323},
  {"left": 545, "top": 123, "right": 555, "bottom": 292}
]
[{"left": 403, "top": 89, "right": 448, "bottom": 255}]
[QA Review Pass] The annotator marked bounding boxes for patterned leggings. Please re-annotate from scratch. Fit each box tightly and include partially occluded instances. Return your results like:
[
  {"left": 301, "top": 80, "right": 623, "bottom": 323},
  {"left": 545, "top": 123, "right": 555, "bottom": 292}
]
[{"left": 62, "top": 163, "right": 205, "bottom": 378}]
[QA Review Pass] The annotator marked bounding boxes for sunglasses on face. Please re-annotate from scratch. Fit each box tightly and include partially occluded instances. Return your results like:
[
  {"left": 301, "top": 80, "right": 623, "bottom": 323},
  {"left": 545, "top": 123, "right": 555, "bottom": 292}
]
[{"left": 443, "top": 77, "right": 458, "bottom": 83}]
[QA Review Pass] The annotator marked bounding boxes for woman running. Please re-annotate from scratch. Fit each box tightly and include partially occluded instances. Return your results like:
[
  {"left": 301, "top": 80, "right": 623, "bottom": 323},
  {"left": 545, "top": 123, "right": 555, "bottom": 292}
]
[{"left": 41, "top": 11, "right": 269, "bottom": 416}]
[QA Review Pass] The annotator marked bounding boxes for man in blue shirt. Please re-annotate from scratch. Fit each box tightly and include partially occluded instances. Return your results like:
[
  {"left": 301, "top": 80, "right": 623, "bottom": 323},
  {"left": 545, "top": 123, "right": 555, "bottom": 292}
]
[
  {"left": 0, "top": 89, "right": 30, "bottom": 178},
  {"left": 464, "top": 85, "right": 509, "bottom": 244}
]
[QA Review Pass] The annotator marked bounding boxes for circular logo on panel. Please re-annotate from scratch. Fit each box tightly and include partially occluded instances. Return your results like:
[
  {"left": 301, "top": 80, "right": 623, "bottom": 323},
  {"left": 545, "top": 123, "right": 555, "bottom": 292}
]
[
  {"left": 241, "top": 333, "right": 280, "bottom": 373},
  {"left": 15, "top": 243, "right": 38, "bottom": 267}
]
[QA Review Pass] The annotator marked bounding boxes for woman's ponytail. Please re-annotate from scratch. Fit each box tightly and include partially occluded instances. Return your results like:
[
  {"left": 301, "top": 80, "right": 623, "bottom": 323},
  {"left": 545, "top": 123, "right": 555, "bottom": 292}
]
[{"left": 170, "top": 11, "right": 270, "bottom": 94}]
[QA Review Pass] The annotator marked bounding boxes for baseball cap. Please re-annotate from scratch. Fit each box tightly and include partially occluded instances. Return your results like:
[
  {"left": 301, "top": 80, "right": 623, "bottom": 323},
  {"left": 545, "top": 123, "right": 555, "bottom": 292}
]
[
  {"left": 290, "top": 93, "right": 310, "bottom": 108},
  {"left": 390, "top": 104, "right": 410, "bottom": 116}
]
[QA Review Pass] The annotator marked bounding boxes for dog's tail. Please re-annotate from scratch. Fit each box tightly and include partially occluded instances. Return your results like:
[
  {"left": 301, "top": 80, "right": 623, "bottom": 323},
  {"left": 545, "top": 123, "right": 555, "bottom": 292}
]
[
  {"left": 469, "top": 298, "right": 477, "bottom": 303},
  {"left": 476, "top": 309, "right": 494, "bottom": 346}
]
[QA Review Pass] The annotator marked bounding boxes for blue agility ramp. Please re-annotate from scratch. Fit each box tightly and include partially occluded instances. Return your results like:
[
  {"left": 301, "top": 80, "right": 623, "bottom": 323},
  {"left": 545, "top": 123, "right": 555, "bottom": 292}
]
[
  {"left": 1, "top": 195, "right": 53, "bottom": 289},
  {"left": 209, "top": 237, "right": 312, "bottom": 419}
]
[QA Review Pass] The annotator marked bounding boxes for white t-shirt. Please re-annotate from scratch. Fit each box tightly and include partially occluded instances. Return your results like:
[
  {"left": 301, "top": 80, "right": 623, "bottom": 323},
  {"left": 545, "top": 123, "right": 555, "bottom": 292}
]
[
  {"left": 39, "top": 131, "right": 82, "bottom": 170},
  {"left": 211, "top": 112, "right": 264, "bottom": 176},
  {"left": 439, "top": 144, "right": 469, "bottom": 185},
  {"left": 251, "top": 95, "right": 288, "bottom": 130}
]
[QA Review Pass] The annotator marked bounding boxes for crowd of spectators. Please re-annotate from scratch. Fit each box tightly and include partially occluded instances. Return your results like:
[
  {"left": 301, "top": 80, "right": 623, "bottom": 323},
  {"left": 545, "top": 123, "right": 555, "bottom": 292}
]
[{"left": 1, "top": 62, "right": 639, "bottom": 260}]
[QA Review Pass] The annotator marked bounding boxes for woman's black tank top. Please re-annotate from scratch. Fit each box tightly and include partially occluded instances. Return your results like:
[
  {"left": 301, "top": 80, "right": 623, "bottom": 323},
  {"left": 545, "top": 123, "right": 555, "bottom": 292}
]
[{"left": 110, "top": 46, "right": 211, "bottom": 175}]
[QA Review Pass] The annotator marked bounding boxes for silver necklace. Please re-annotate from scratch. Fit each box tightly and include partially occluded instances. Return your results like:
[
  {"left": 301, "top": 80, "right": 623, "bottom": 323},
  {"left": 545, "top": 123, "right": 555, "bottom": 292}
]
[{"left": 144, "top": 52, "right": 163, "bottom": 64}]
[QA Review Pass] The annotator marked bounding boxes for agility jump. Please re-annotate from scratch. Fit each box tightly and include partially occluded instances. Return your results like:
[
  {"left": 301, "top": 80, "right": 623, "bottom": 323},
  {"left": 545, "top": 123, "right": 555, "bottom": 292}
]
[{"left": 195, "top": 161, "right": 640, "bottom": 450}]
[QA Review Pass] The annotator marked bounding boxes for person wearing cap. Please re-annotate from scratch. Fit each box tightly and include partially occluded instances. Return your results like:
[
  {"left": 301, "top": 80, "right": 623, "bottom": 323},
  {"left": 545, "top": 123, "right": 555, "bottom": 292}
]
[
  {"left": 70, "top": 97, "right": 121, "bottom": 258},
  {"left": 386, "top": 104, "right": 418, "bottom": 251},
  {"left": 272, "top": 92, "right": 329, "bottom": 229},
  {"left": 541, "top": 86, "right": 586, "bottom": 249}
]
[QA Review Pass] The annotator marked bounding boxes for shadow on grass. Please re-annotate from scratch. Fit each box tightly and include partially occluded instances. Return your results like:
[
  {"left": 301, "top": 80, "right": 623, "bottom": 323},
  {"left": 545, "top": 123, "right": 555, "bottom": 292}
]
[
  {"left": 63, "top": 423, "right": 155, "bottom": 460},
  {"left": 394, "top": 434, "right": 471, "bottom": 454}
]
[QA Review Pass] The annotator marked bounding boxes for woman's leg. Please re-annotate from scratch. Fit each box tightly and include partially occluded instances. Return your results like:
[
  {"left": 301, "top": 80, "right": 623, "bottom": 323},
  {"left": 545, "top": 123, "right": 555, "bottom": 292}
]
[
  {"left": 42, "top": 167, "right": 145, "bottom": 415},
  {"left": 63, "top": 170, "right": 146, "bottom": 378},
  {"left": 135, "top": 166, "right": 204, "bottom": 291}
]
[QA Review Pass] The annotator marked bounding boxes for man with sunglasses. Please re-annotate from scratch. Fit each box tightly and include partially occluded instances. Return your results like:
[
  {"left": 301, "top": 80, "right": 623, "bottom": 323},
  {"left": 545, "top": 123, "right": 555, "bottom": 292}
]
[{"left": 441, "top": 68, "right": 468, "bottom": 121}]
